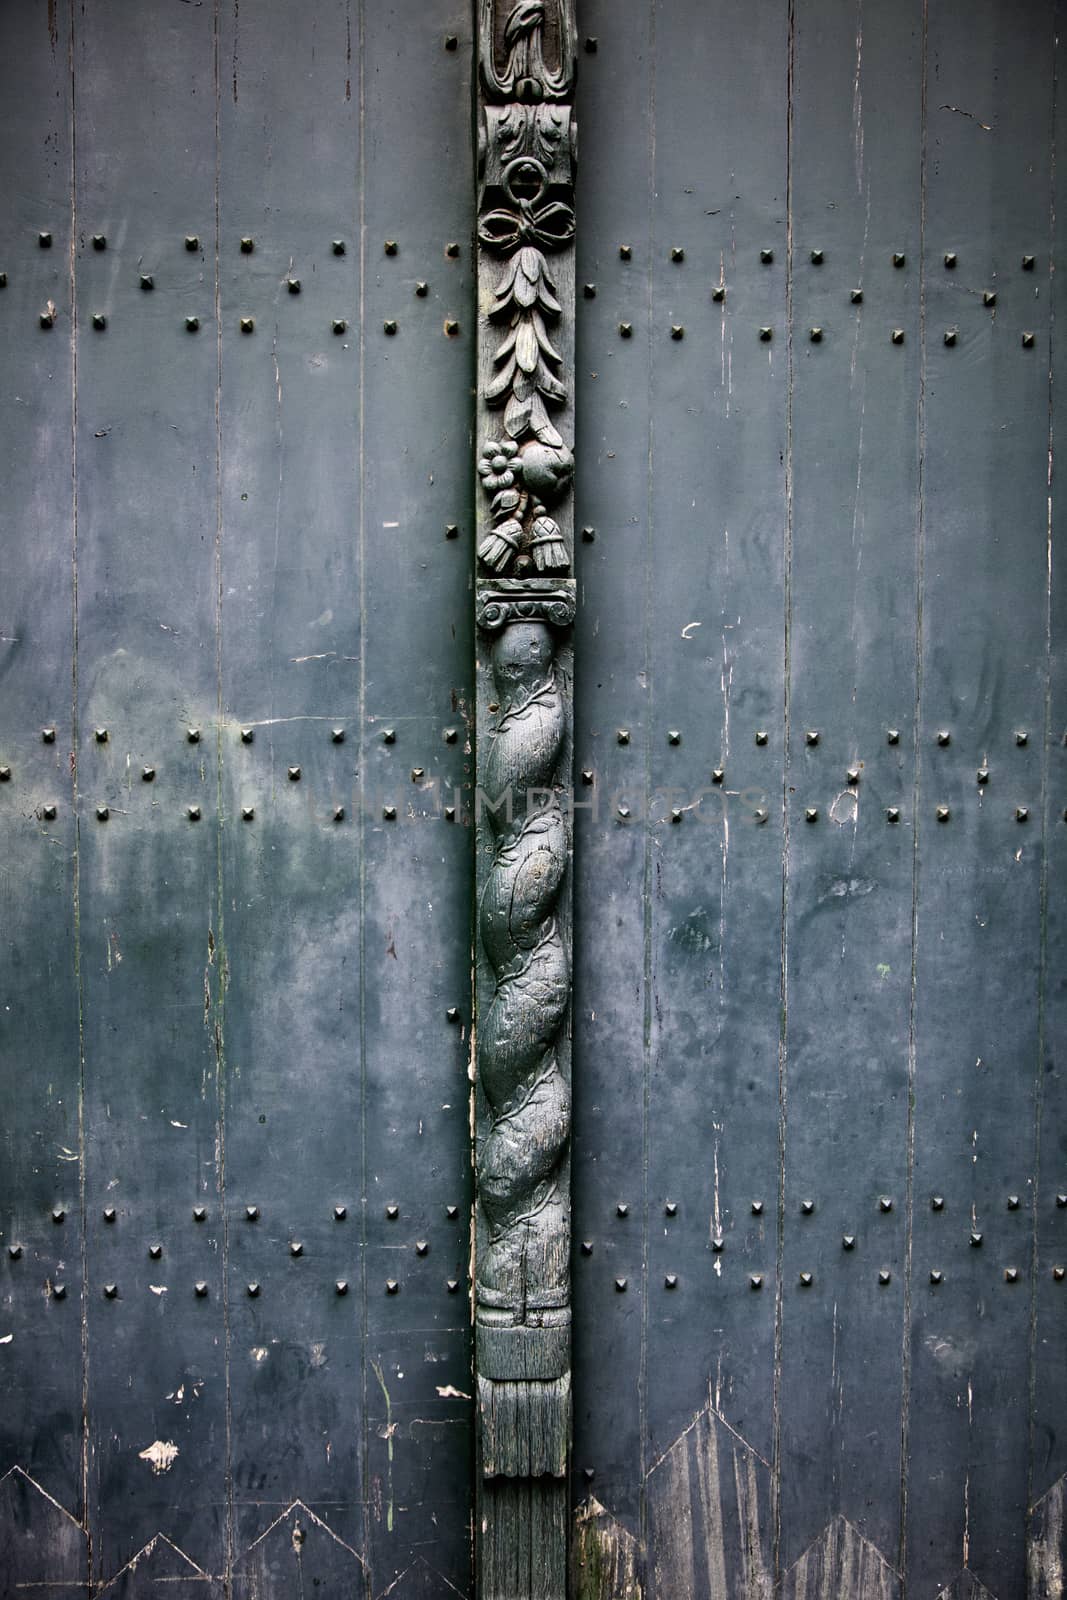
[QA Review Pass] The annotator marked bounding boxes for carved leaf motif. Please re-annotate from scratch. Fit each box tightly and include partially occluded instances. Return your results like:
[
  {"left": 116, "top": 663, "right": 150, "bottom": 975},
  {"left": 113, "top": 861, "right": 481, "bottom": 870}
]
[
  {"left": 515, "top": 320, "right": 540, "bottom": 374},
  {"left": 504, "top": 395, "right": 534, "bottom": 439},
  {"left": 537, "top": 368, "right": 567, "bottom": 403},
  {"left": 485, "top": 358, "right": 518, "bottom": 402}
]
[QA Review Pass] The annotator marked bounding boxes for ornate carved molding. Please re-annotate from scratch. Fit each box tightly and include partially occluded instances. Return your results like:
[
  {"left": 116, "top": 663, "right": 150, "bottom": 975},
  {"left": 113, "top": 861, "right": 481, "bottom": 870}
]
[{"left": 474, "top": 3, "right": 577, "bottom": 1596}]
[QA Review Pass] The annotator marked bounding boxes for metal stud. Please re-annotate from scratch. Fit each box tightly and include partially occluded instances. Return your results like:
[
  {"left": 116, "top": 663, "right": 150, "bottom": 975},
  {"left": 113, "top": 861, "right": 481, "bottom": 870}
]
[
  {"left": 445, "top": 523, "right": 460, "bottom": 540},
  {"left": 759, "top": 327, "right": 773, "bottom": 341},
  {"left": 665, "top": 1273, "right": 678, "bottom": 1289},
  {"left": 333, "top": 319, "right": 348, "bottom": 335},
  {"left": 193, "top": 1206, "right": 206, "bottom": 1222},
  {"left": 1055, "top": 1266, "right": 1066, "bottom": 1281},
  {"left": 617, "top": 1202, "right": 629, "bottom": 1217},
  {"left": 805, "top": 807, "right": 818, "bottom": 823},
  {"left": 936, "top": 805, "right": 950, "bottom": 822},
  {"left": 96, "top": 805, "right": 109, "bottom": 822},
  {"left": 42, "top": 804, "right": 57, "bottom": 821},
  {"left": 415, "top": 281, "right": 429, "bottom": 297},
  {"left": 805, "top": 729, "right": 819, "bottom": 746},
  {"left": 142, "top": 766, "right": 155, "bottom": 782},
  {"left": 581, "top": 769, "right": 594, "bottom": 786},
  {"left": 383, "top": 804, "right": 396, "bottom": 821},
  {"left": 1008, "top": 1194, "right": 1020, "bottom": 1210},
  {"left": 1016, "top": 729, "right": 1029, "bottom": 745},
  {"left": 615, "top": 1277, "right": 627, "bottom": 1292},
  {"left": 1005, "top": 1267, "right": 1019, "bottom": 1283},
  {"left": 1057, "top": 1194, "right": 1067, "bottom": 1208},
  {"left": 385, "top": 1278, "right": 399, "bottom": 1294},
  {"left": 617, "top": 729, "right": 630, "bottom": 745},
  {"left": 445, "top": 242, "right": 460, "bottom": 258},
  {"left": 712, "top": 1235, "right": 724, "bottom": 1253},
  {"left": 665, "top": 1201, "right": 678, "bottom": 1217},
  {"left": 40, "top": 308, "right": 55, "bottom": 328},
  {"left": 879, "top": 1195, "right": 893, "bottom": 1213},
  {"left": 444, "top": 727, "right": 458, "bottom": 744},
  {"left": 581, "top": 1241, "right": 593, "bottom": 1256},
  {"left": 670, "top": 325, "right": 684, "bottom": 340},
  {"left": 937, "top": 729, "right": 951, "bottom": 747},
  {"left": 140, "top": 274, "right": 154, "bottom": 291},
  {"left": 287, "top": 766, "right": 301, "bottom": 782},
  {"left": 149, "top": 1243, "right": 162, "bottom": 1260},
  {"left": 891, "top": 328, "right": 905, "bottom": 344},
  {"left": 667, "top": 730, "right": 681, "bottom": 745},
  {"left": 760, "top": 249, "right": 774, "bottom": 264},
  {"left": 887, "top": 728, "right": 900, "bottom": 744},
  {"left": 185, "top": 236, "right": 200, "bottom": 251},
  {"left": 53, "top": 1283, "right": 66, "bottom": 1299},
  {"left": 842, "top": 1235, "right": 855, "bottom": 1250},
  {"left": 444, "top": 319, "right": 459, "bottom": 337},
  {"left": 240, "top": 727, "right": 254, "bottom": 743},
  {"left": 930, "top": 1269, "right": 943, "bottom": 1284},
  {"left": 245, "top": 1204, "right": 259, "bottom": 1221},
  {"left": 42, "top": 727, "right": 56, "bottom": 743},
  {"left": 617, "top": 805, "right": 630, "bottom": 820},
  {"left": 446, "top": 1205, "right": 459, "bottom": 1220},
  {"left": 755, "top": 808, "right": 769, "bottom": 824},
  {"left": 384, "top": 240, "right": 398, "bottom": 256},
  {"left": 970, "top": 1232, "right": 983, "bottom": 1247},
  {"left": 847, "top": 767, "right": 860, "bottom": 785},
  {"left": 386, "top": 1204, "right": 399, "bottom": 1220},
  {"left": 336, "top": 1280, "right": 349, "bottom": 1295},
  {"left": 755, "top": 730, "right": 768, "bottom": 746},
  {"left": 286, "top": 1240, "right": 303, "bottom": 1258},
  {"left": 95, "top": 727, "right": 108, "bottom": 743},
  {"left": 415, "top": 1240, "right": 429, "bottom": 1256},
  {"left": 800, "top": 1199, "right": 814, "bottom": 1215},
  {"left": 944, "top": 329, "right": 957, "bottom": 346},
  {"left": 1023, "top": 255, "right": 1036, "bottom": 270},
  {"left": 8, "top": 1244, "right": 22, "bottom": 1260},
  {"left": 1023, "top": 332, "right": 1035, "bottom": 348},
  {"left": 444, "top": 806, "right": 456, "bottom": 821},
  {"left": 750, "top": 1273, "right": 763, "bottom": 1289},
  {"left": 944, "top": 252, "right": 957, "bottom": 269},
  {"left": 247, "top": 1282, "right": 260, "bottom": 1297},
  {"left": 240, "top": 317, "right": 254, "bottom": 333},
  {"left": 670, "top": 246, "right": 685, "bottom": 263},
  {"left": 1016, "top": 807, "right": 1029, "bottom": 822},
  {"left": 241, "top": 805, "right": 254, "bottom": 821},
  {"left": 382, "top": 728, "right": 396, "bottom": 744},
  {"left": 287, "top": 278, "right": 301, "bottom": 294},
  {"left": 334, "top": 1205, "right": 347, "bottom": 1220},
  {"left": 878, "top": 1269, "right": 891, "bottom": 1285},
  {"left": 886, "top": 807, "right": 900, "bottom": 823},
  {"left": 92, "top": 233, "right": 106, "bottom": 251},
  {"left": 712, "top": 767, "right": 724, "bottom": 784},
  {"left": 670, "top": 807, "right": 683, "bottom": 823},
  {"left": 983, "top": 291, "right": 997, "bottom": 307},
  {"left": 712, "top": 284, "right": 725, "bottom": 302},
  {"left": 619, "top": 322, "right": 633, "bottom": 338},
  {"left": 240, "top": 237, "right": 254, "bottom": 253},
  {"left": 619, "top": 245, "right": 632, "bottom": 260},
  {"left": 809, "top": 327, "right": 823, "bottom": 342},
  {"left": 811, "top": 248, "right": 824, "bottom": 265},
  {"left": 445, "top": 31, "right": 459, "bottom": 49},
  {"left": 751, "top": 1199, "right": 763, "bottom": 1216},
  {"left": 851, "top": 288, "right": 863, "bottom": 304},
  {"left": 892, "top": 252, "right": 906, "bottom": 268},
  {"left": 977, "top": 767, "right": 990, "bottom": 784},
  {"left": 447, "top": 1279, "right": 460, "bottom": 1293},
  {"left": 799, "top": 1271, "right": 813, "bottom": 1287},
  {"left": 332, "top": 240, "right": 346, "bottom": 255},
  {"left": 92, "top": 313, "right": 106, "bottom": 330},
  {"left": 185, "top": 316, "right": 200, "bottom": 332},
  {"left": 931, "top": 1195, "right": 945, "bottom": 1211},
  {"left": 187, "top": 804, "right": 201, "bottom": 821},
  {"left": 102, "top": 1206, "right": 116, "bottom": 1223}
]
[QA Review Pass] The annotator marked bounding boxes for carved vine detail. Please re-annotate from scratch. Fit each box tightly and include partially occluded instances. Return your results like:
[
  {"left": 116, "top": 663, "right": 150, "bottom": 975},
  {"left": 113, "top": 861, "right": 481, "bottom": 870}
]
[{"left": 477, "top": 620, "right": 571, "bottom": 1321}]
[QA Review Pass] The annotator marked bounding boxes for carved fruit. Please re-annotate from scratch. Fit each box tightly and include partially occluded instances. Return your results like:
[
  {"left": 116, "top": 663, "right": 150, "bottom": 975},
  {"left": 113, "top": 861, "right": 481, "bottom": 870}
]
[{"left": 520, "top": 442, "right": 574, "bottom": 503}]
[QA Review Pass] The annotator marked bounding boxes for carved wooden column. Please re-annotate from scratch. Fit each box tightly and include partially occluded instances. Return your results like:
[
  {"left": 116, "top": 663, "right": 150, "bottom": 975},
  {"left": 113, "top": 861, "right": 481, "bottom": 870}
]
[{"left": 473, "top": 3, "right": 577, "bottom": 1595}]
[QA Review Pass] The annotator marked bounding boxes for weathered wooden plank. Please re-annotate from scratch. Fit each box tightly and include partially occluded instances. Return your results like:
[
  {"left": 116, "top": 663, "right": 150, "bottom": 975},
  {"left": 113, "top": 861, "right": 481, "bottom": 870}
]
[
  {"left": 0, "top": 4, "right": 84, "bottom": 1569},
  {"left": 905, "top": 4, "right": 1054, "bottom": 1592},
  {"left": 569, "top": 0, "right": 653, "bottom": 1548},
  {"left": 777, "top": 0, "right": 923, "bottom": 1574},
  {"left": 214, "top": 1, "right": 366, "bottom": 1585},
  {"left": 70, "top": 1, "right": 224, "bottom": 1583}
]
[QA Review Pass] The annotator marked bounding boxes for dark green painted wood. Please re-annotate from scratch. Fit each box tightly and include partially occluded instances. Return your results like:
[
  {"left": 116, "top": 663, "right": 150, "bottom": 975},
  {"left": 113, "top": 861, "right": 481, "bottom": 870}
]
[
  {"left": 777, "top": 0, "right": 923, "bottom": 1576},
  {"left": 0, "top": 7, "right": 84, "bottom": 1589}
]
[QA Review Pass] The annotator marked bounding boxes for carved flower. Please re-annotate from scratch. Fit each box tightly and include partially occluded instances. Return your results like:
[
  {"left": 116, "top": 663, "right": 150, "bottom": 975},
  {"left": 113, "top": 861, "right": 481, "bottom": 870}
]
[{"left": 478, "top": 438, "right": 521, "bottom": 492}]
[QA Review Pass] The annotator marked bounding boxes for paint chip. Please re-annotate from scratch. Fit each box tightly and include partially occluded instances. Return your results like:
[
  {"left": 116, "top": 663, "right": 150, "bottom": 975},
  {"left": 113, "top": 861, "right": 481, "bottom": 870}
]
[{"left": 138, "top": 1440, "right": 179, "bottom": 1474}]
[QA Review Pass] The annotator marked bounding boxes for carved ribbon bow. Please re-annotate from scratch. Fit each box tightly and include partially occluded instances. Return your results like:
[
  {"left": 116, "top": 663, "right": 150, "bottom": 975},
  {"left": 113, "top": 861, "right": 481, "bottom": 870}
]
[{"left": 478, "top": 198, "right": 575, "bottom": 255}]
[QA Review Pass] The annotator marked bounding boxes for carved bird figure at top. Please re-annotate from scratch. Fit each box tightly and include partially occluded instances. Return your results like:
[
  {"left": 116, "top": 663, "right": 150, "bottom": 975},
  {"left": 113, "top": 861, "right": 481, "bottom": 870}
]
[{"left": 481, "top": 0, "right": 576, "bottom": 104}]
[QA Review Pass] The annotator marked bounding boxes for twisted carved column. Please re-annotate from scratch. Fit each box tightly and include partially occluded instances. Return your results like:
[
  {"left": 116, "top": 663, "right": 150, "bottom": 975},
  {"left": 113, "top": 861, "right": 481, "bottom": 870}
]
[{"left": 474, "top": 4, "right": 577, "bottom": 1594}]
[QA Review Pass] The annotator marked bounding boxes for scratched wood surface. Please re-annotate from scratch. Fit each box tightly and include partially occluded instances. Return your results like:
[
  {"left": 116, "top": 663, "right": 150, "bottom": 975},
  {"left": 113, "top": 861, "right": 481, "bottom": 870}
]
[{"left": 0, "top": 1, "right": 474, "bottom": 1595}]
